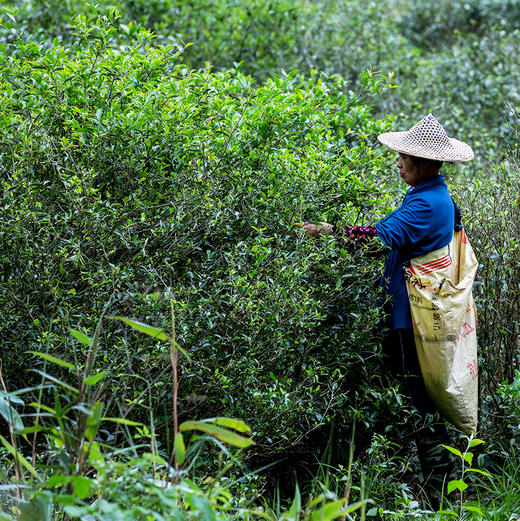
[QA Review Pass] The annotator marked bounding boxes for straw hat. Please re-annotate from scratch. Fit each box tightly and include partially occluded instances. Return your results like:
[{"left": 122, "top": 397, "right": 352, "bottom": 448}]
[{"left": 377, "top": 114, "right": 474, "bottom": 162}]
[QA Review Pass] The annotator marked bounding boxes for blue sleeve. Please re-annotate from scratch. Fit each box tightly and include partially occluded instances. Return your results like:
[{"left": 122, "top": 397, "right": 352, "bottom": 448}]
[{"left": 375, "top": 197, "right": 432, "bottom": 249}]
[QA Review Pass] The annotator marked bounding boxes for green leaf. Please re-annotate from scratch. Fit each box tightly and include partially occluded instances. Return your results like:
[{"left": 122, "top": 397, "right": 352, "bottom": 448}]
[
  {"left": 85, "top": 370, "right": 106, "bottom": 386},
  {"left": 464, "top": 452, "right": 474, "bottom": 466},
  {"left": 68, "top": 328, "right": 91, "bottom": 346},
  {"left": 85, "top": 402, "right": 104, "bottom": 442},
  {"left": 284, "top": 484, "right": 301, "bottom": 520},
  {"left": 19, "top": 426, "right": 47, "bottom": 435},
  {"left": 0, "top": 395, "right": 24, "bottom": 433},
  {"left": 466, "top": 468, "right": 493, "bottom": 477},
  {"left": 0, "top": 435, "right": 39, "bottom": 479},
  {"left": 441, "top": 445, "right": 463, "bottom": 459},
  {"left": 101, "top": 417, "right": 143, "bottom": 426},
  {"left": 63, "top": 506, "right": 87, "bottom": 517},
  {"left": 111, "top": 317, "right": 169, "bottom": 341},
  {"left": 447, "top": 479, "right": 468, "bottom": 494},
  {"left": 309, "top": 500, "right": 347, "bottom": 521},
  {"left": 180, "top": 420, "right": 253, "bottom": 448},
  {"left": 0, "top": 513, "right": 16, "bottom": 521},
  {"left": 46, "top": 474, "right": 68, "bottom": 489},
  {"left": 174, "top": 432, "right": 186, "bottom": 466},
  {"left": 32, "top": 370, "right": 79, "bottom": 394},
  {"left": 29, "top": 351, "right": 74, "bottom": 370},
  {"left": 469, "top": 438, "right": 485, "bottom": 448},
  {"left": 71, "top": 476, "right": 93, "bottom": 499},
  {"left": 202, "top": 417, "right": 252, "bottom": 434},
  {"left": 463, "top": 505, "right": 484, "bottom": 515},
  {"left": 190, "top": 496, "right": 216, "bottom": 521},
  {"left": 18, "top": 492, "right": 53, "bottom": 521}
]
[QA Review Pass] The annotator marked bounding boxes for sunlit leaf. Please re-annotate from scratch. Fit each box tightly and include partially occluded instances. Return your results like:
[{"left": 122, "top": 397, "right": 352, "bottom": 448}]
[
  {"left": 463, "top": 451, "right": 474, "bottom": 466},
  {"left": 201, "top": 417, "right": 251, "bottom": 434},
  {"left": 309, "top": 500, "right": 345, "bottom": 521},
  {"left": 180, "top": 420, "right": 253, "bottom": 448},
  {"left": 29, "top": 351, "right": 74, "bottom": 370},
  {"left": 101, "top": 417, "right": 142, "bottom": 426},
  {"left": 441, "top": 445, "right": 463, "bottom": 459},
  {"left": 85, "top": 371, "right": 106, "bottom": 386},
  {"left": 68, "top": 328, "right": 91, "bottom": 347},
  {"left": 174, "top": 432, "right": 185, "bottom": 466},
  {"left": 111, "top": 317, "right": 169, "bottom": 340},
  {"left": 71, "top": 475, "right": 93, "bottom": 499},
  {"left": 466, "top": 468, "right": 492, "bottom": 477},
  {"left": 447, "top": 479, "right": 468, "bottom": 494}
]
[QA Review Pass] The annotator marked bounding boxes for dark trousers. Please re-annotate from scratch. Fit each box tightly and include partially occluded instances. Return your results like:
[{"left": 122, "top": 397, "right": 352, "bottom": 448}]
[{"left": 383, "top": 328, "right": 456, "bottom": 491}]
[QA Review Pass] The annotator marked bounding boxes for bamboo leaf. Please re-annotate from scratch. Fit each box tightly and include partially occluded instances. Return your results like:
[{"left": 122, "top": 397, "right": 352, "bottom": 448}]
[
  {"left": 29, "top": 352, "right": 74, "bottom": 370},
  {"left": 27, "top": 403, "right": 56, "bottom": 415},
  {"left": 202, "top": 417, "right": 252, "bottom": 434},
  {"left": 466, "top": 468, "right": 492, "bottom": 477},
  {"left": 68, "top": 328, "right": 91, "bottom": 346},
  {"left": 0, "top": 395, "right": 24, "bottom": 433},
  {"left": 284, "top": 484, "right": 301, "bottom": 520},
  {"left": 101, "top": 417, "right": 143, "bottom": 426},
  {"left": 180, "top": 420, "right": 253, "bottom": 448},
  {"left": 309, "top": 500, "right": 345, "bottom": 521},
  {"left": 174, "top": 432, "right": 186, "bottom": 466},
  {"left": 31, "top": 371, "right": 79, "bottom": 394},
  {"left": 85, "top": 402, "right": 104, "bottom": 442},
  {"left": 111, "top": 317, "right": 169, "bottom": 340},
  {"left": 0, "top": 435, "right": 39, "bottom": 479},
  {"left": 85, "top": 371, "right": 106, "bottom": 386}
]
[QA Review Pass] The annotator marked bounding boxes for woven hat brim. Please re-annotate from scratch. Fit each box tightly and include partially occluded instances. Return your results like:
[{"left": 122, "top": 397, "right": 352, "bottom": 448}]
[{"left": 377, "top": 131, "right": 474, "bottom": 162}]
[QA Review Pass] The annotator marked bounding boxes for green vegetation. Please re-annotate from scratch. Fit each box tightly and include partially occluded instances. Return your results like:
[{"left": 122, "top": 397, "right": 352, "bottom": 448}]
[{"left": 0, "top": 1, "right": 520, "bottom": 519}]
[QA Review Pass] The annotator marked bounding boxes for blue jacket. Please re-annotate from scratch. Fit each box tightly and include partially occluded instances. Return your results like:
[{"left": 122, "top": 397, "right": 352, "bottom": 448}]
[{"left": 375, "top": 175, "right": 454, "bottom": 330}]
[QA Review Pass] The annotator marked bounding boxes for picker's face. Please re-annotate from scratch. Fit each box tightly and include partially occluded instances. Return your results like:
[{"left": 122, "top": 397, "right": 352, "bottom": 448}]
[{"left": 397, "top": 153, "right": 421, "bottom": 186}]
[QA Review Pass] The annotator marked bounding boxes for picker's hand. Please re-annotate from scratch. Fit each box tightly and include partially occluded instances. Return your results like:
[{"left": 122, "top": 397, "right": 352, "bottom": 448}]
[{"left": 300, "top": 222, "right": 334, "bottom": 237}]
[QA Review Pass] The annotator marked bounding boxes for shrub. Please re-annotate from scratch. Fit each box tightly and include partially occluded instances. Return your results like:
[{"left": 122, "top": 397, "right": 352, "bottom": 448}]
[
  {"left": 450, "top": 160, "right": 520, "bottom": 440},
  {"left": 0, "top": 319, "right": 369, "bottom": 520},
  {"left": 0, "top": 14, "right": 405, "bottom": 463}
]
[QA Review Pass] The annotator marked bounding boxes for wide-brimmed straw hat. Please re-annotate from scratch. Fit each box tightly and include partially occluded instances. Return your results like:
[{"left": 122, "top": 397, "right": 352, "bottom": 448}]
[{"left": 377, "top": 114, "right": 474, "bottom": 162}]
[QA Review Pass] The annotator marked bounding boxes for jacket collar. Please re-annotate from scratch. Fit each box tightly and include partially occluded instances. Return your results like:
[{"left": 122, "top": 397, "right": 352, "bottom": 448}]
[{"left": 407, "top": 174, "right": 446, "bottom": 194}]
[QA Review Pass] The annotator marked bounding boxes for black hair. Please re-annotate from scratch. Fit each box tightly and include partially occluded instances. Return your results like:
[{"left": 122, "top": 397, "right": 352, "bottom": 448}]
[{"left": 410, "top": 155, "right": 443, "bottom": 171}]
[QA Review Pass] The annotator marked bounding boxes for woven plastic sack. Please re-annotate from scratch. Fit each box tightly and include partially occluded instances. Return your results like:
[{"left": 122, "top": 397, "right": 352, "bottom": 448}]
[{"left": 403, "top": 229, "right": 478, "bottom": 434}]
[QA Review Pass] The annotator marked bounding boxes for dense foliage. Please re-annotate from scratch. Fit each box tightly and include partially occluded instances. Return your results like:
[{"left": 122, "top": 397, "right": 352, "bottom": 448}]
[
  {"left": 1, "top": 1, "right": 520, "bottom": 519},
  {"left": 2, "top": 0, "right": 520, "bottom": 164},
  {"left": 0, "top": 14, "right": 405, "bottom": 460}
]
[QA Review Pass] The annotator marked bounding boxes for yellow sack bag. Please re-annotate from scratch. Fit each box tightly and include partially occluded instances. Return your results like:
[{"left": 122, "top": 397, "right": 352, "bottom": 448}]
[{"left": 404, "top": 229, "right": 478, "bottom": 434}]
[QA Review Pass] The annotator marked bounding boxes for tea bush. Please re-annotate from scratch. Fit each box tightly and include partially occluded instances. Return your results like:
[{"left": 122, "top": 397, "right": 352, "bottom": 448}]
[
  {"left": 450, "top": 160, "right": 520, "bottom": 441},
  {"left": 0, "top": 14, "right": 407, "bottom": 463},
  {"left": 3, "top": 0, "right": 519, "bottom": 167}
]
